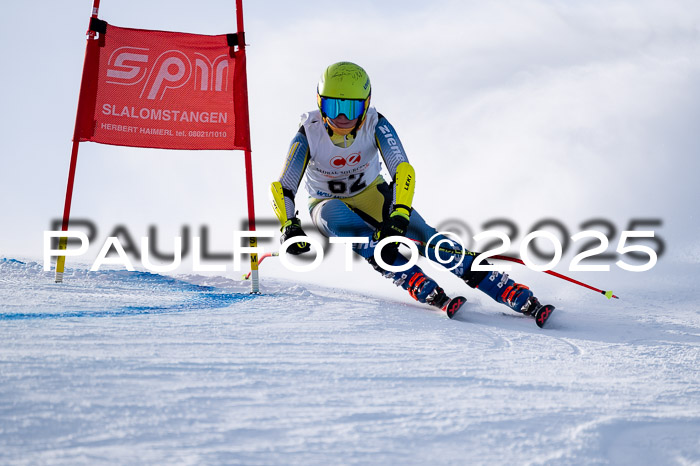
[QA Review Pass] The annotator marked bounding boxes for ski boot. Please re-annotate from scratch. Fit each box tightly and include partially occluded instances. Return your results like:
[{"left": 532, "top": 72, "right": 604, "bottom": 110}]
[
  {"left": 499, "top": 279, "right": 556, "bottom": 327},
  {"left": 423, "top": 286, "right": 467, "bottom": 319},
  {"left": 473, "top": 271, "right": 555, "bottom": 327},
  {"left": 521, "top": 296, "right": 556, "bottom": 328},
  {"left": 369, "top": 257, "right": 467, "bottom": 319}
]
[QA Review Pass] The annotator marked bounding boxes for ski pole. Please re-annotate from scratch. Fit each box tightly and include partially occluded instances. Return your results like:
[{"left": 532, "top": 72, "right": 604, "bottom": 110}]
[
  {"left": 491, "top": 255, "right": 619, "bottom": 299},
  {"left": 408, "top": 238, "right": 619, "bottom": 299}
]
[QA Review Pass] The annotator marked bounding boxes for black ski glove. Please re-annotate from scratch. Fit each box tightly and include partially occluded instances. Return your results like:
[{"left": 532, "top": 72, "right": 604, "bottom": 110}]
[
  {"left": 280, "top": 217, "right": 311, "bottom": 255},
  {"left": 374, "top": 212, "right": 410, "bottom": 265}
]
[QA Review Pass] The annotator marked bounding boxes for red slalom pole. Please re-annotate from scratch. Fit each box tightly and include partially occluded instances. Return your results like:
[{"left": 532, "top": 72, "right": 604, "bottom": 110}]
[
  {"left": 234, "top": 0, "right": 260, "bottom": 293},
  {"left": 55, "top": 0, "right": 102, "bottom": 283}
]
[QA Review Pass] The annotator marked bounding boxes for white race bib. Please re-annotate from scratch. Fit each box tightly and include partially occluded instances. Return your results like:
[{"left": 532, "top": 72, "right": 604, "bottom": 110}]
[{"left": 301, "top": 108, "right": 382, "bottom": 199}]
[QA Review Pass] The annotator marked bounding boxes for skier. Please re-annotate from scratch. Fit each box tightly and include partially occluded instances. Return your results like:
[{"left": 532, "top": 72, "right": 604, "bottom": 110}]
[{"left": 270, "top": 61, "right": 554, "bottom": 326}]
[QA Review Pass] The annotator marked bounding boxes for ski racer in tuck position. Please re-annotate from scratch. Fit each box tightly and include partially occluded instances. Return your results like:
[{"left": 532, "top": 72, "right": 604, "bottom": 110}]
[{"left": 270, "top": 61, "right": 554, "bottom": 326}]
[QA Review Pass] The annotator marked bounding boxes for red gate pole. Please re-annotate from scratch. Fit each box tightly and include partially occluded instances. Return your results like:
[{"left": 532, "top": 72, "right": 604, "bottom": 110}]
[
  {"left": 235, "top": 0, "right": 260, "bottom": 293},
  {"left": 55, "top": 0, "right": 102, "bottom": 283}
]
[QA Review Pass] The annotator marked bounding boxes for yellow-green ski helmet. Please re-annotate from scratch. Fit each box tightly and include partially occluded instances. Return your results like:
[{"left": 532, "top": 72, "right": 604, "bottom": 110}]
[{"left": 317, "top": 62, "right": 371, "bottom": 129}]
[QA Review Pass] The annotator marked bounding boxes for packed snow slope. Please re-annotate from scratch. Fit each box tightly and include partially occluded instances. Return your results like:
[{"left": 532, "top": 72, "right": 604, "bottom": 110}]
[{"left": 1, "top": 258, "right": 698, "bottom": 465}]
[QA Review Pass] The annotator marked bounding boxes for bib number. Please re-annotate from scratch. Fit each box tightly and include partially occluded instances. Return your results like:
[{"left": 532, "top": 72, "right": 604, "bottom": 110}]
[{"left": 328, "top": 173, "right": 367, "bottom": 195}]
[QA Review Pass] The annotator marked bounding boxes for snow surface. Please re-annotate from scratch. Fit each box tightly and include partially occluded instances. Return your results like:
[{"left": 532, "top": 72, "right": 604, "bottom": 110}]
[
  {"left": 2, "top": 1, "right": 698, "bottom": 463},
  {"left": 1, "top": 257, "right": 698, "bottom": 465}
]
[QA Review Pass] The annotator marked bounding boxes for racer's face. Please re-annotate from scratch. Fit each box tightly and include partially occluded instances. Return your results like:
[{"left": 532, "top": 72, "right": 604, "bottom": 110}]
[{"left": 329, "top": 114, "right": 358, "bottom": 129}]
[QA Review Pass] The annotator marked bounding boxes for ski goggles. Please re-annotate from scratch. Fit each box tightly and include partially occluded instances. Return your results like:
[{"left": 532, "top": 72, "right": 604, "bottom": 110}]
[{"left": 318, "top": 96, "right": 368, "bottom": 120}]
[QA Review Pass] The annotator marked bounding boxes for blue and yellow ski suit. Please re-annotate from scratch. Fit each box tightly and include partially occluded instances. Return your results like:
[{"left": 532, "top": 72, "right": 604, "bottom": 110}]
[{"left": 275, "top": 107, "right": 533, "bottom": 312}]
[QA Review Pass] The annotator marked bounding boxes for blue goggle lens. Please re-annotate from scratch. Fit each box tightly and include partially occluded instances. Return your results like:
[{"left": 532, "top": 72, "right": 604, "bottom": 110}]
[{"left": 320, "top": 97, "right": 367, "bottom": 120}]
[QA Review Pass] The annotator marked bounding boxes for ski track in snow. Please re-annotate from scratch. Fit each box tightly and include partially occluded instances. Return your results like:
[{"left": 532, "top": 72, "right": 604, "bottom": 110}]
[{"left": 0, "top": 258, "right": 698, "bottom": 465}]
